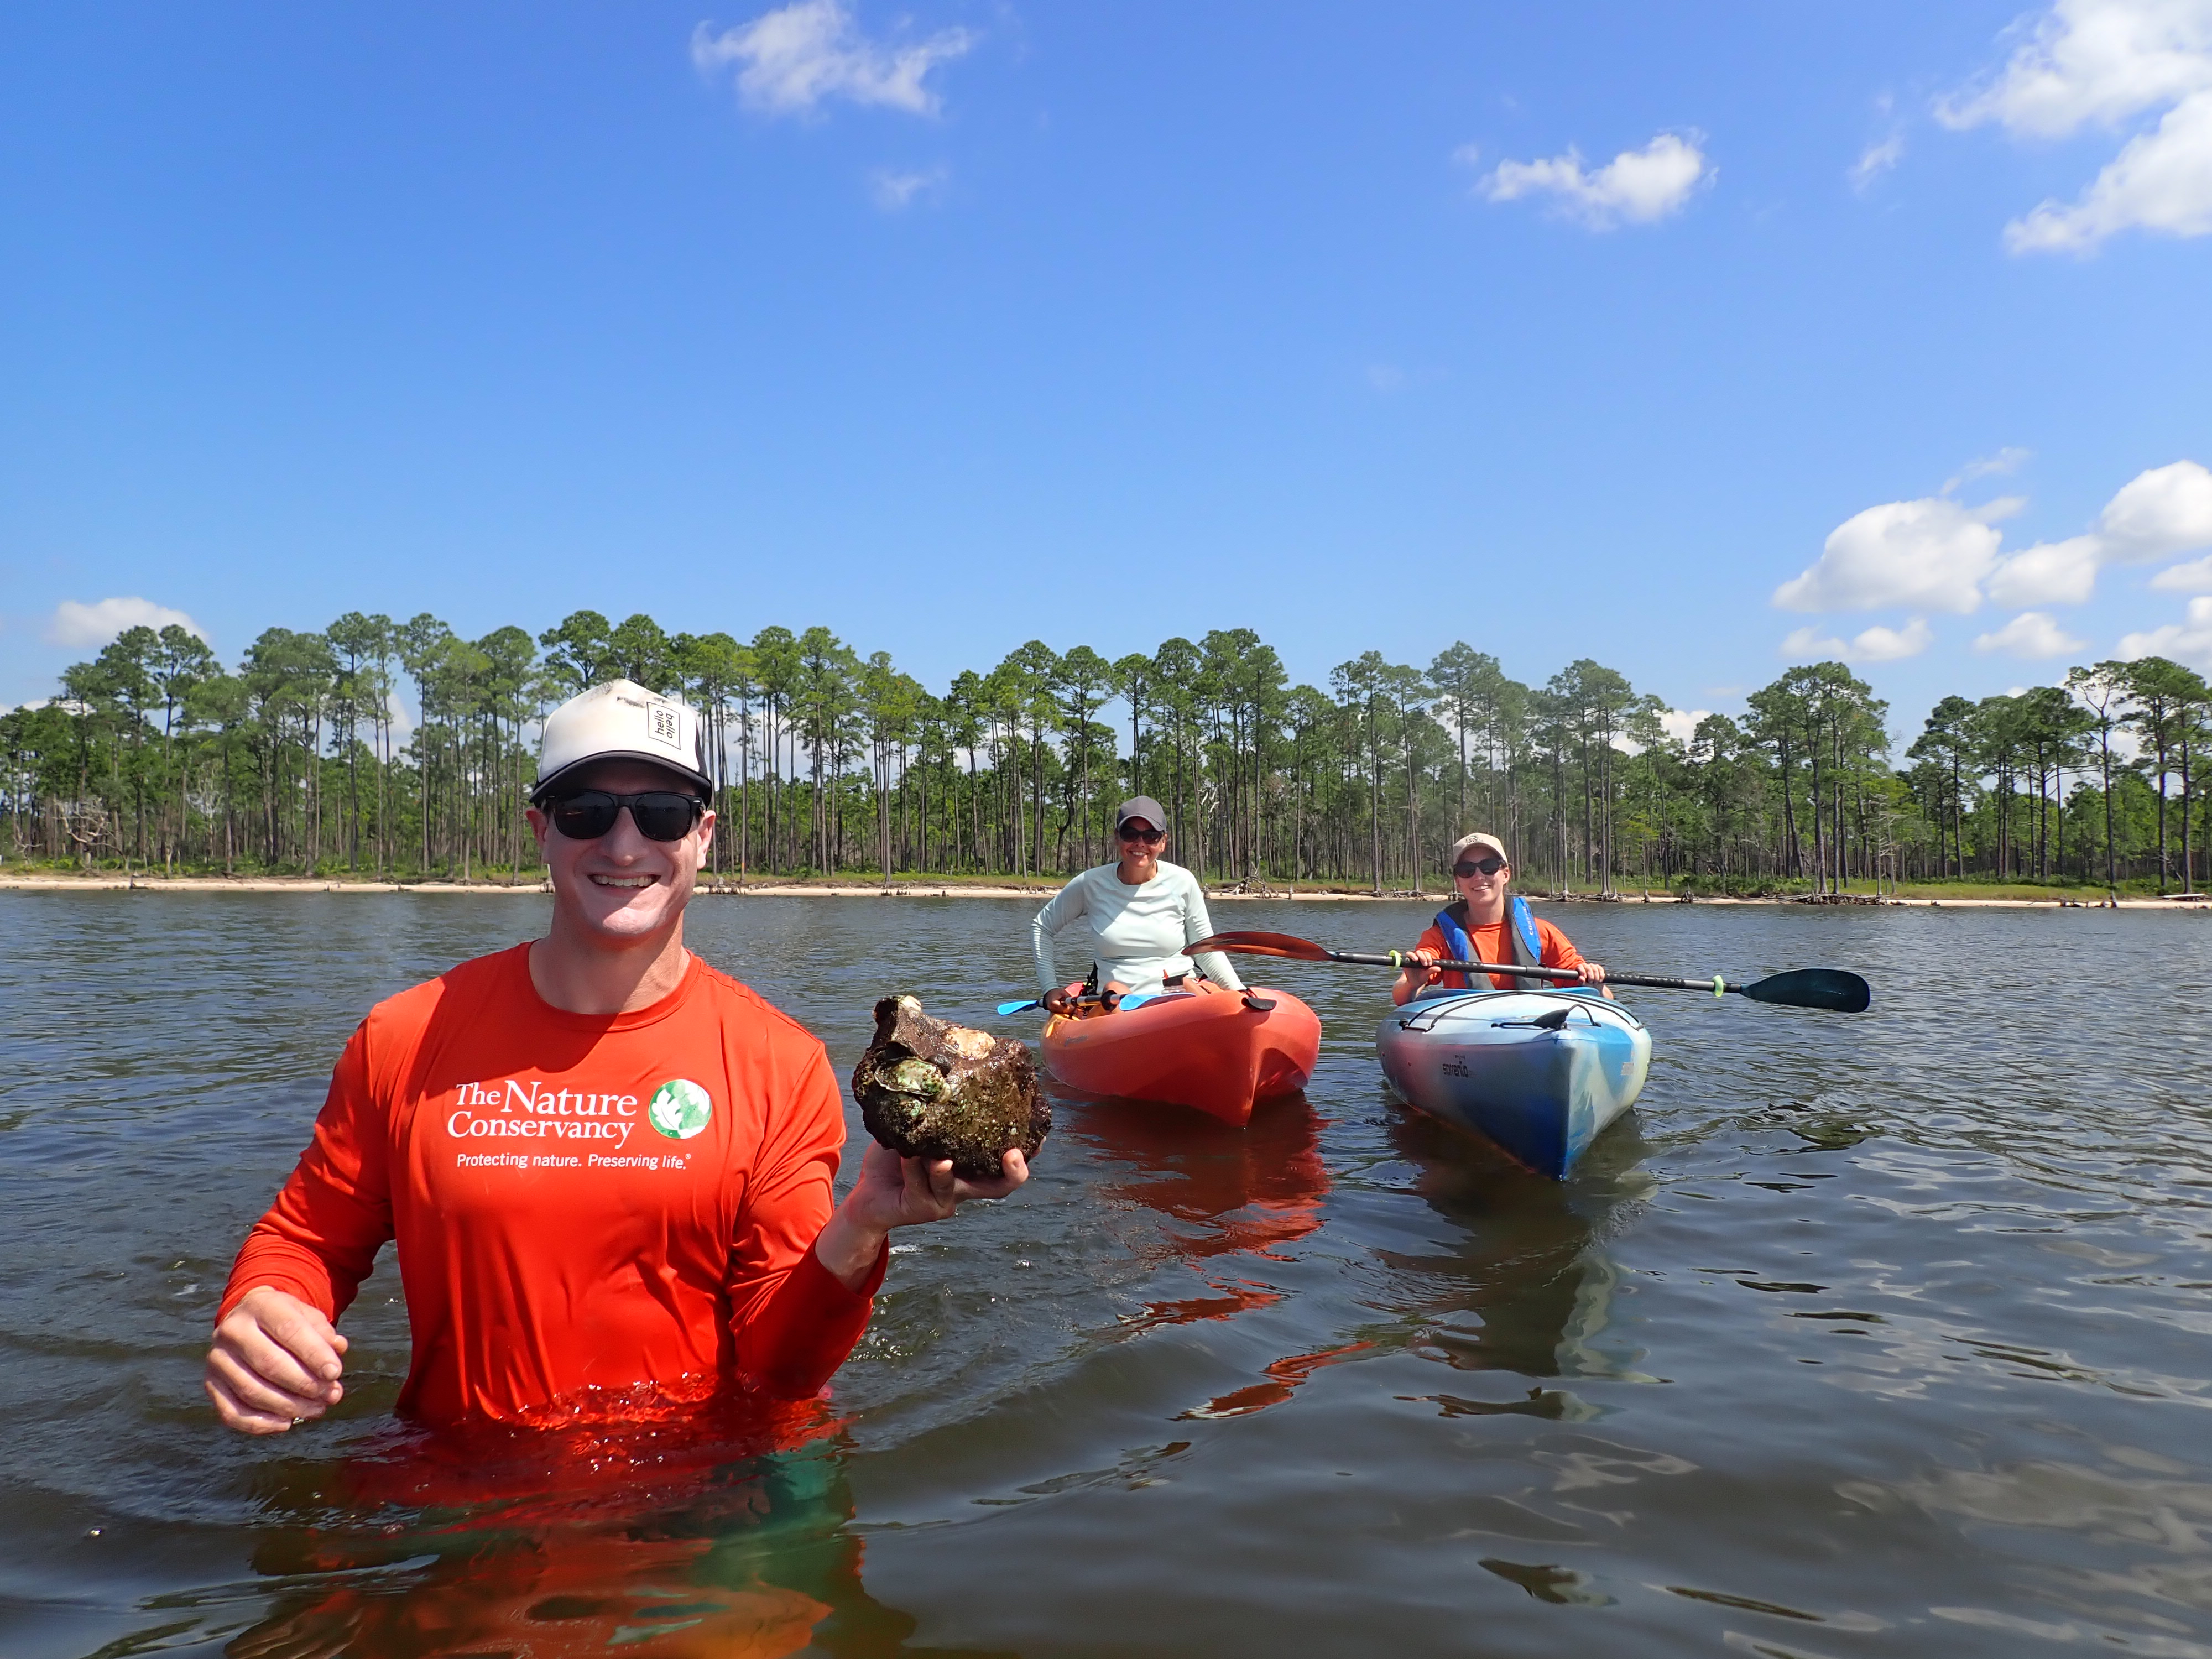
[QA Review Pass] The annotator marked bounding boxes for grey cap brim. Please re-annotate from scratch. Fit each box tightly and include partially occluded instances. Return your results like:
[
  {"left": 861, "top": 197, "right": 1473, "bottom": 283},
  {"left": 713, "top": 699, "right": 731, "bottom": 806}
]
[{"left": 1115, "top": 794, "right": 1170, "bottom": 830}]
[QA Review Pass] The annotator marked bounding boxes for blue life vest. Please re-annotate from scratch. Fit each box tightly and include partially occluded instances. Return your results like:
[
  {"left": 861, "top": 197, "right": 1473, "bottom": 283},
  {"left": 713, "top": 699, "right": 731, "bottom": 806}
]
[{"left": 1432, "top": 896, "right": 1547, "bottom": 990}]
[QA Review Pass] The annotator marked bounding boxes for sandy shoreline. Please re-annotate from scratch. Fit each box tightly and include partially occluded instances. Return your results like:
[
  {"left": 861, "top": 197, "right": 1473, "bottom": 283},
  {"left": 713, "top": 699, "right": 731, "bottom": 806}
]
[{"left": 1, "top": 874, "right": 2203, "bottom": 910}]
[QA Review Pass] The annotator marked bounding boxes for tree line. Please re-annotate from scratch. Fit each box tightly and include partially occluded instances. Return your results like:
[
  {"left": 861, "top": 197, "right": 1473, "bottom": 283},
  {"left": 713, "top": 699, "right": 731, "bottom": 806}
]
[{"left": 6, "top": 608, "right": 2208, "bottom": 895}]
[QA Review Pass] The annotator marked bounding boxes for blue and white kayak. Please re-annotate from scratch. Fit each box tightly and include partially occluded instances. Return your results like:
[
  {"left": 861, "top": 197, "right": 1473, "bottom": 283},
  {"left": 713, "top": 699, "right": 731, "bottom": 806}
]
[{"left": 1375, "top": 989, "right": 1651, "bottom": 1179}]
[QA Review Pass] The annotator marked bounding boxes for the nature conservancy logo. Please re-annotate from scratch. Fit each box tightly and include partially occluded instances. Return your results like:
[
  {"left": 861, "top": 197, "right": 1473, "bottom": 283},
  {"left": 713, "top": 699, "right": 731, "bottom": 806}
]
[
  {"left": 445, "top": 1077, "right": 641, "bottom": 1146},
  {"left": 647, "top": 1079, "right": 713, "bottom": 1141},
  {"left": 443, "top": 1077, "right": 713, "bottom": 1155}
]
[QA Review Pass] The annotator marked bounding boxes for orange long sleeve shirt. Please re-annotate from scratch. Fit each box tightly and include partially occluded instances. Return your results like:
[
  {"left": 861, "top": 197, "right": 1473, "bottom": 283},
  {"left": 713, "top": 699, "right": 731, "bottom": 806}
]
[
  {"left": 220, "top": 945, "right": 885, "bottom": 1426},
  {"left": 1414, "top": 913, "right": 1589, "bottom": 991}
]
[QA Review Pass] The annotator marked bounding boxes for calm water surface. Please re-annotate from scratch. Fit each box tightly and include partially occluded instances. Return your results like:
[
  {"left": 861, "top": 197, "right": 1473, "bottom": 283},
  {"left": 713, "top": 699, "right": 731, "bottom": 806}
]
[{"left": 3, "top": 893, "right": 2211, "bottom": 1657}]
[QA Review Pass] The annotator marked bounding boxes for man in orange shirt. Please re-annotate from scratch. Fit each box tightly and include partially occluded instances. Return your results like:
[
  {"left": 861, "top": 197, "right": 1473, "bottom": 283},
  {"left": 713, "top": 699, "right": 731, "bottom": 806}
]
[
  {"left": 205, "top": 679, "right": 1026, "bottom": 1433},
  {"left": 1390, "top": 831, "right": 1610, "bottom": 1005}
]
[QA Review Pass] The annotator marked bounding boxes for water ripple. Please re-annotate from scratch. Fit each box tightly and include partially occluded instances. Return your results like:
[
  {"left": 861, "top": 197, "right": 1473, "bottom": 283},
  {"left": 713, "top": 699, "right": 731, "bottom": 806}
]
[{"left": 3, "top": 894, "right": 2210, "bottom": 1656}]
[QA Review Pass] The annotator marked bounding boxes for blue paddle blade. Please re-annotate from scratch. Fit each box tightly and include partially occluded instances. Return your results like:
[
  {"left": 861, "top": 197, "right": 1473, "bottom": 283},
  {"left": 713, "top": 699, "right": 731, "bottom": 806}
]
[
  {"left": 1117, "top": 990, "right": 1194, "bottom": 1010},
  {"left": 996, "top": 990, "right": 1196, "bottom": 1017}
]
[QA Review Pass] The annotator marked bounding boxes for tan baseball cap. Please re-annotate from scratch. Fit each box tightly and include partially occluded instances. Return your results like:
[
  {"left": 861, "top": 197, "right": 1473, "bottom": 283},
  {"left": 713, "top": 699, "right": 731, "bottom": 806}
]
[
  {"left": 1448, "top": 832, "right": 1510, "bottom": 865},
  {"left": 533, "top": 680, "right": 713, "bottom": 802}
]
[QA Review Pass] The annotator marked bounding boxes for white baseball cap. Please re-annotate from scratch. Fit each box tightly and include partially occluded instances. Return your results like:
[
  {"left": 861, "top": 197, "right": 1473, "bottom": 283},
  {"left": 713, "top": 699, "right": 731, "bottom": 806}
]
[
  {"left": 1448, "top": 832, "right": 1510, "bottom": 865},
  {"left": 533, "top": 680, "right": 713, "bottom": 802}
]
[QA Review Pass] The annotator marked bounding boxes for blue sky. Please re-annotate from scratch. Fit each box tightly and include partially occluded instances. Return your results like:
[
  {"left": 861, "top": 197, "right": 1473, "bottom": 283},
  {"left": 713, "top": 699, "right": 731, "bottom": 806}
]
[{"left": 4, "top": 1, "right": 2210, "bottom": 741}]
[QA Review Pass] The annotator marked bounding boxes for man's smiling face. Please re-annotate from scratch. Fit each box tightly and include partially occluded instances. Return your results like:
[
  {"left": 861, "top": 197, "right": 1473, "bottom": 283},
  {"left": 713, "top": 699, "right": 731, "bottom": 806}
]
[{"left": 528, "top": 758, "right": 714, "bottom": 947}]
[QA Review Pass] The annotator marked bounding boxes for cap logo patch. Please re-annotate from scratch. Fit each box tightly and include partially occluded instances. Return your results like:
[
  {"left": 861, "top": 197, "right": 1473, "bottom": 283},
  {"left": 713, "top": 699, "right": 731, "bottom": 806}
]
[{"left": 649, "top": 705, "right": 679, "bottom": 746}]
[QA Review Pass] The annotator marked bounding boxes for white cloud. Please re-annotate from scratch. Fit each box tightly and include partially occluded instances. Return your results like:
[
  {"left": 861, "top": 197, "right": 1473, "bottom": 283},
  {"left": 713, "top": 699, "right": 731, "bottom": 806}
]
[
  {"left": 2151, "top": 551, "right": 2212, "bottom": 589},
  {"left": 2006, "top": 90, "right": 2212, "bottom": 251},
  {"left": 1985, "top": 460, "right": 2212, "bottom": 602},
  {"left": 1944, "top": 446, "right": 2032, "bottom": 492},
  {"left": 1987, "top": 533, "right": 2105, "bottom": 606},
  {"left": 1848, "top": 618, "right": 1936, "bottom": 661},
  {"left": 2096, "top": 457, "right": 2212, "bottom": 557},
  {"left": 1475, "top": 132, "right": 1712, "bottom": 228},
  {"left": 1941, "top": 0, "right": 2212, "bottom": 253},
  {"left": 45, "top": 597, "right": 208, "bottom": 650},
  {"left": 870, "top": 165, "right": 947, "bottom": 208},
  {"left": 691, "top": 0, "right": 974, "bottom": 118},
  {"left": 2118, "top": 594, "right": 2212, "bottom": 666},
  {"left": 1942, "top": 0, "right": 2212, "bottom": 135},
  {"left": 1778, "top": 628, "right": 1849, "bottom": 659},
  {"left": 1851, "top": 134, "right": 1906, "bottom": 191},
  {"left": 1781, "top": 618, "right": 1934, "bottom": 664},
  {"left": 1973, "top": 610, "right": 2088, "bottom": 656},
  {"left": 1790, "top": 458, "right": 2212, "bottom": 618},
  {"left": 1773, "top": 497, "right": 2010, "bottom": 614},
  {"left": 1614, "top": 706, "right": 1715, "bottom": 756},
  {"left": 1780, "top": 626, "right": 1849, "bottom": 658}
]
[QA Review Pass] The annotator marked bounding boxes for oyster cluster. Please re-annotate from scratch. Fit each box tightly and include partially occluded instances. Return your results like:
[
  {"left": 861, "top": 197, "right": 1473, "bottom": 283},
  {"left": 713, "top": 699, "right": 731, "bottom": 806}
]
[{"left": 851, "top": 995, "right": 1049, "bottom": 1178}]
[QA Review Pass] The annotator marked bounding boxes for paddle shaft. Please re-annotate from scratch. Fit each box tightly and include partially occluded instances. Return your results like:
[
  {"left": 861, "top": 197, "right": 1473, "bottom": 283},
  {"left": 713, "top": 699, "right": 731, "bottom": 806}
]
[
  {"left": 1185, "top": 930, "right": 1867, "bottom": 1010},
  {"left": 995, "top": 988, "right": 1212, "bottom": 1016},
  {"left": 1326, "top": 948, "right": 1746, "bottom": 997}
]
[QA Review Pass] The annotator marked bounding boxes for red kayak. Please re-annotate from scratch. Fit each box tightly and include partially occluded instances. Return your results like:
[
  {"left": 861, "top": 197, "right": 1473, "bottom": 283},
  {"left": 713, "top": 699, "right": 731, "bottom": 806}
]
[{"left": 1042, "top": 987, "right": 1320, "bottom": 1126}]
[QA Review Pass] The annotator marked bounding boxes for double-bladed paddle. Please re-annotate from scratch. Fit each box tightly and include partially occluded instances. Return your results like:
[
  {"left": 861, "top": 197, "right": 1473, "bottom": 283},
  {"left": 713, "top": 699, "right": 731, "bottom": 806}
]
[
  {"left": 993, "top": 989, "right": 1193, "bottom": 1017},
  {"left": 1185, "top": 930, "right": 1871, "bottom": 1013}
]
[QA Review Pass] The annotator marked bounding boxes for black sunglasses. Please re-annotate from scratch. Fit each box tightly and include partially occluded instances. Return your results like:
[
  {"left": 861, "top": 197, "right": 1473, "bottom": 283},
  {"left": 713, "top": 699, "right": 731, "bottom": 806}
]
[
  {"left": 545, "top": 790, "right": 705, "bottom": 843},
  {"left": 1117, "top": 825, "right": 1166, "bottom": 844},
  {"left": 1452, "top": 856, "right": 1506, "bottom": 878}
]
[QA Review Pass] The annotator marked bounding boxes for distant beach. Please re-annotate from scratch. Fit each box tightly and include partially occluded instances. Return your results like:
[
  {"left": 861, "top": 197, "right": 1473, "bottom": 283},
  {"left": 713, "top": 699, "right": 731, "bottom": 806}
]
[{"left": 2, "top": 873, "right": 2201, "bottom": 910}]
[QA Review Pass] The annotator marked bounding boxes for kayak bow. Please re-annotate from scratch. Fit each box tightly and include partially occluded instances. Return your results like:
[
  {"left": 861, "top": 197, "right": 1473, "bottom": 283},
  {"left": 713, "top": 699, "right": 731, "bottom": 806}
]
[
  {"left": 1376, "top": 988, "right": 1650, "bottom": 1178},
  {"left": 1043, "top": 987, "right": 1319, "bottom": 1126}
]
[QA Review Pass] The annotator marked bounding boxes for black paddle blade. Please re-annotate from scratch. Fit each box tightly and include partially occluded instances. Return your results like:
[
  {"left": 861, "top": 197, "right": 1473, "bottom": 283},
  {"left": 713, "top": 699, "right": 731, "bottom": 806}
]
[
  {"left": 1741, "top": 969, "right": 1871, "bottom": 1013},
  {"left": 1184, "top": 931, "right": 1333, "bottom": 962}
]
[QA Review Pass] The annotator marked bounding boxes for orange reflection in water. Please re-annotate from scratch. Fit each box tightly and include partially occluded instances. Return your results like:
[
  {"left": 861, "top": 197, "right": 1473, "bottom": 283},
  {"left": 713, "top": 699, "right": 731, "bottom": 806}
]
[
  {"left": 1177, "top": 1339, "right": 1375, "bottom": 1421},
  {"left": 1077, "top": 1091, "right": 1331, "bottom": 1279},
  {"left": 231, "top": 1533, "right": 830, "bottom": 1659},
  {"left": 1070, "top": 1093, "right": 1361, "bottom": 1421},
  {"left": 228, "top": 1399, "right": 969, "bottom": 1659},
  {"left": 1118, "top": 1285, "right": 1284, "bottom": 1333}
]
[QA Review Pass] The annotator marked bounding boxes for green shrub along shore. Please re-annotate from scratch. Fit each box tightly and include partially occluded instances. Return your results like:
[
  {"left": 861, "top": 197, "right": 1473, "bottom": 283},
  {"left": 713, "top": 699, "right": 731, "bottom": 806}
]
[{"left": 4, "top": 607, "right": 2206, "bottom": 900}]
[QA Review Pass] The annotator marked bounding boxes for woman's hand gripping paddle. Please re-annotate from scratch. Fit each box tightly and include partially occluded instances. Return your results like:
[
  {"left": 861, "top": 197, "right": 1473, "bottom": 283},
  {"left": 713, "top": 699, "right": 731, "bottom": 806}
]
[
  {"left": 994, "top": 989, "right": 1192, "bottom": 1017},
  {"left": 1185, "top": 930, "right": 1871, "bottom": 1013}
]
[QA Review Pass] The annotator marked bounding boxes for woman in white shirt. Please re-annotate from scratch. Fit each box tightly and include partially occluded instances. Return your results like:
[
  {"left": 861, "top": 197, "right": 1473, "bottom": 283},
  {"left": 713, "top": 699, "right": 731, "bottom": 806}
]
[{"left": 1032, "top": 796, "right": 1247, "bottom": 1015}]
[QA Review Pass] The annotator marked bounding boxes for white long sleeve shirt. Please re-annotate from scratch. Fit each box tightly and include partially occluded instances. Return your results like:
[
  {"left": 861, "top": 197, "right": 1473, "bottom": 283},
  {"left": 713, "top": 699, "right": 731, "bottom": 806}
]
[{"left": 1031, "top": 860, "right": 1245, "bottom": 995}]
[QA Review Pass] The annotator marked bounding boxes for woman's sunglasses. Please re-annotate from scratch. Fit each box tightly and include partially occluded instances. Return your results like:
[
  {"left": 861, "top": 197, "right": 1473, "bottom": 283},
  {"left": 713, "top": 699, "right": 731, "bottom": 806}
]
[
  {"left": 1452, "top": 856, "right": 1506, "bottom": 878},
  {"left": 1117, "top": 825, "right": 1166, "bottom": 845},
  {"left": 545, "top": 790, "right": 705, "bottom": 843}
]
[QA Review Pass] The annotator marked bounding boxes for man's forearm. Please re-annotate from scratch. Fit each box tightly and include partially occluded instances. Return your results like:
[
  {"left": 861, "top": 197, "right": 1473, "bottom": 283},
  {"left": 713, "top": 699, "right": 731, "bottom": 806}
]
[{"left": 812, "top": 1206, "right": 890, "bottom": 1292}]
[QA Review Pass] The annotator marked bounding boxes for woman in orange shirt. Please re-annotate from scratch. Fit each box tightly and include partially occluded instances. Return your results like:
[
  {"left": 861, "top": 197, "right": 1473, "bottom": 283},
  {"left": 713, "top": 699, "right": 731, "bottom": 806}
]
[{"left": 1390, "top": 832, "right": 1610, "bottom": 1005}]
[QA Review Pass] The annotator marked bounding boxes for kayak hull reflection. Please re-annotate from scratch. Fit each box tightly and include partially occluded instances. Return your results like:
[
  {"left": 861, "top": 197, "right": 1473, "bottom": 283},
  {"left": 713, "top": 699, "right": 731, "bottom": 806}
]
[
  {"left": 1043, "top": 988, "right": 1319, "bottom": 1126},
  {"left": 1375, "top": 989, "right": 1650, "bottom": 1178}
]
